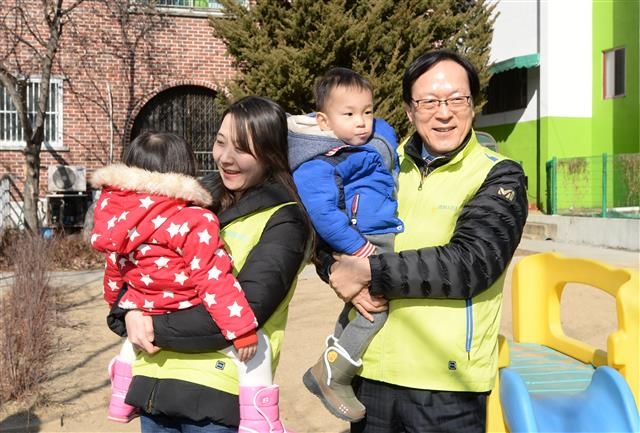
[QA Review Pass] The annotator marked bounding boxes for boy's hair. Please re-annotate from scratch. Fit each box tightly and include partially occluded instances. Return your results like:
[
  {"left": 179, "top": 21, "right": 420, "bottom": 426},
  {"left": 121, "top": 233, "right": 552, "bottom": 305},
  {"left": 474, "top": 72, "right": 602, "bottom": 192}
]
[
  {"left": 123, "top": 131, "right": 197, "bottom": 176},
  {"left": 314, "top": 67, "right": 373, "bottom": 112}
]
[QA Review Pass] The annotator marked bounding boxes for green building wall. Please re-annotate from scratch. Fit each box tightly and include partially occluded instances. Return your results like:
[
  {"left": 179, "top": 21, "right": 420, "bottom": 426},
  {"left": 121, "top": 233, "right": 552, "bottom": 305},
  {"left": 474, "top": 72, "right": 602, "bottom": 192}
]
[
  {"left": 592, "top": 0, "right": 639, "bottom": 213},
  {"left": 592, "top": 0, "right": 639, "bottom": 156}
]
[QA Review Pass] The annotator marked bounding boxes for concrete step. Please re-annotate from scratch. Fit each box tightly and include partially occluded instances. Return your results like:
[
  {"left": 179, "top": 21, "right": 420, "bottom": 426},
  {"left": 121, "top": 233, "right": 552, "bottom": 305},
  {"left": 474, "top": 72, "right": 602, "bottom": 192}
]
[{"left": 523, "top": 221, "right": 557, "bottom": 241}]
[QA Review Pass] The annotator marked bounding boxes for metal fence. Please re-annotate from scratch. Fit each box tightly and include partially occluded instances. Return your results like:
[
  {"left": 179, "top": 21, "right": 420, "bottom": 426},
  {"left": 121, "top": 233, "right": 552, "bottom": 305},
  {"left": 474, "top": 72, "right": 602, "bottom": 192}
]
[{"left": 546, "top": 153, "right": 640, "bottom": 218}]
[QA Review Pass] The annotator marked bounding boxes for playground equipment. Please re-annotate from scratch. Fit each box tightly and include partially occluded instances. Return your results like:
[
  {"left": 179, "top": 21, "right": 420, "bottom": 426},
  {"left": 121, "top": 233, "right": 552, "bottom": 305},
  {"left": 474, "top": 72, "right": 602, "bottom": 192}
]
[{"left": 486, "top": 252, "right": 639, "bottom": 432}]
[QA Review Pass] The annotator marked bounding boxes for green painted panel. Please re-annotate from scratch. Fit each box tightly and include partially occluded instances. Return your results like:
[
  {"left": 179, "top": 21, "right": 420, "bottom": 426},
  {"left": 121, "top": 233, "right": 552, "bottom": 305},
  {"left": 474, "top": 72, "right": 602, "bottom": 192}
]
[{"left": 540, "top": 117, "right": 592, "bottom": 158}]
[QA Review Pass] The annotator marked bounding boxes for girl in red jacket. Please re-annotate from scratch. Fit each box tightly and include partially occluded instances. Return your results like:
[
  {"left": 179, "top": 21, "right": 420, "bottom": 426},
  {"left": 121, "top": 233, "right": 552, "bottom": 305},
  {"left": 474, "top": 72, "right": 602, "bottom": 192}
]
[{"left": 90, "top": 132, "right": 260, "bottom": 423}]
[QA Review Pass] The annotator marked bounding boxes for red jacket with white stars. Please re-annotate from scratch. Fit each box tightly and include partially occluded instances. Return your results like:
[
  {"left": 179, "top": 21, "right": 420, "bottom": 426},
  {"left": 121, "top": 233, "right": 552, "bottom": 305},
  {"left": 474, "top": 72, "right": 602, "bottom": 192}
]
[{"left": 90, "top": 164, "right": 257, "bottom": 349}]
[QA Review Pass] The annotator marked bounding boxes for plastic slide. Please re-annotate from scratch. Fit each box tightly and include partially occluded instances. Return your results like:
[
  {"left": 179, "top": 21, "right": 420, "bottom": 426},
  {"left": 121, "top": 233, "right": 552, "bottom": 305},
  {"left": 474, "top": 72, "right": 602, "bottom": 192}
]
[{"left": 499, "top": 366, "right": 639, "bottom": 433}]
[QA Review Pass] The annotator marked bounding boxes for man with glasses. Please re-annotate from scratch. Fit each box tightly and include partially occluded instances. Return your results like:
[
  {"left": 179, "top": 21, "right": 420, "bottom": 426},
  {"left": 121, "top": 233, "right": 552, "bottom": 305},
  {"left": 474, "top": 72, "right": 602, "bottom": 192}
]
[{"left": 326, "top": 50, "right": 528, "bottom": 432}]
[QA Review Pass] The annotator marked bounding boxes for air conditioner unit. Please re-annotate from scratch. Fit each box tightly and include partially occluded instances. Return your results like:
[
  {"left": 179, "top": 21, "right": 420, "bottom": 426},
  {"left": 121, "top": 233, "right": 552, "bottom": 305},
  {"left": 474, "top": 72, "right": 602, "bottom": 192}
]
[{"left": 47, "top": 165, "right": 87, "bottom": 192}]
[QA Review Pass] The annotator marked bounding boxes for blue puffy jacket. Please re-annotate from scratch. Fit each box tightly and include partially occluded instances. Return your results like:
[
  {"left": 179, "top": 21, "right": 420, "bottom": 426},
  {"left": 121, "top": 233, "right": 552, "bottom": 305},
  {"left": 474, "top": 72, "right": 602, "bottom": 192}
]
[{"left": 288, "top": 115, "right": 404, "bottom": 255}]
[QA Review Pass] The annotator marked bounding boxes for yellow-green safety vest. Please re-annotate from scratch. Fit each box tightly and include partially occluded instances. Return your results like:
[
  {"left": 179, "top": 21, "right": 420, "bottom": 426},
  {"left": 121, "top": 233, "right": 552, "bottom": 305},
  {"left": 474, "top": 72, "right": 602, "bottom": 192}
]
[{"left": 133, "top": 202, "right": 297, "bottom": 395}]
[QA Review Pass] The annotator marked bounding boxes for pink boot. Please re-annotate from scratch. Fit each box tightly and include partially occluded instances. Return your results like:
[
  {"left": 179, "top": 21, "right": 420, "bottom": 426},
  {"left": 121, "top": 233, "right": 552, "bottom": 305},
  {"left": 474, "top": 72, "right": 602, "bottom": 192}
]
[
  {"left": 107, "top": 356, "right": 138, "bottom": 423},
  {"left": 238, "top": 385, "right": 295, "bottom": 433}
]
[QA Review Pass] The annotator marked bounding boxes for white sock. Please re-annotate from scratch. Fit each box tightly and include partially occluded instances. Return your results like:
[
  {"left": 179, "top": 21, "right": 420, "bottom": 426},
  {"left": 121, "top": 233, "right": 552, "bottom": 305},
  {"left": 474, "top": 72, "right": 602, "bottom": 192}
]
[{"left": 118, "top": 338, "right": 136, "bottom": 363}]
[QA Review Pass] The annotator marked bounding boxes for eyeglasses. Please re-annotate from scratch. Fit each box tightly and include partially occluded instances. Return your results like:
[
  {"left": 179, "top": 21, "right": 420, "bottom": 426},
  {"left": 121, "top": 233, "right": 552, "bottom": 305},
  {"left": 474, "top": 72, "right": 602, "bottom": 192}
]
[{"left": 411, "top": 96, "right": 472, "bottom": 112}]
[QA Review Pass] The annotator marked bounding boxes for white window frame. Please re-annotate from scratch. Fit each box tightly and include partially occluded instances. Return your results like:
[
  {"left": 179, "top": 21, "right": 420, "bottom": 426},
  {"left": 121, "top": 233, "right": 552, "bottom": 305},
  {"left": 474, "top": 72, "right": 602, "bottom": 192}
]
[
  {"left": 0, "top": 77, "right": 64, "bottom": 150},
  {"left": 603, "top": 47, "right": 626, "bottom": 99}
]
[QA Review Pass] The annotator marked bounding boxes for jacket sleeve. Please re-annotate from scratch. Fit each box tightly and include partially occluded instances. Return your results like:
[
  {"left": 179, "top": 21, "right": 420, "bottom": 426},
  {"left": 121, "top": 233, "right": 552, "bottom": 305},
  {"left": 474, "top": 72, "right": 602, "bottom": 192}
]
[
  {"left": 92, "top": 188, "right": 122, "bottom": 308},
  {"left": 178, "top": 208, "right": 257, "bottom": 342},
  {"left": 293, "top": 159, "right": 367, "bottom": 255},
  {"left": 369, "top": 160, "right": 528, "bottom": 299},
  {"left": 102, "top": 253, "right": 123, "bottom": 308}
]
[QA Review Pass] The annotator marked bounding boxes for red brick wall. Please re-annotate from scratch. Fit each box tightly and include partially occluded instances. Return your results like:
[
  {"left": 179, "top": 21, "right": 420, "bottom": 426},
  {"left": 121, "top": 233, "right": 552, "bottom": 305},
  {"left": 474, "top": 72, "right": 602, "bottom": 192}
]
[{"left": 0, "top": 2, "right": 237, "bottom": 196}]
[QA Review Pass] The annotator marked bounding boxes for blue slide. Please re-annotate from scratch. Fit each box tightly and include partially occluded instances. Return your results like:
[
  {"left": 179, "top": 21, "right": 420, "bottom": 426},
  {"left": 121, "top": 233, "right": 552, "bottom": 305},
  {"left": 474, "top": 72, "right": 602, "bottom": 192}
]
[{"left": 500, "top": 366, "right": 640, "bottom": 432}]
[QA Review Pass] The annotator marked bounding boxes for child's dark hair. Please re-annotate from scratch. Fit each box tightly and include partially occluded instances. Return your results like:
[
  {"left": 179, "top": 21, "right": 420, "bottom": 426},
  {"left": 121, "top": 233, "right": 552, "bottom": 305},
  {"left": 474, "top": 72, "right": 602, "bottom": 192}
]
[
  {"left": 123, "top": 131, "right": 197, "bottom": 176},
  {"left": 314, "top": 67, "right": 373, "bottom": 112}
]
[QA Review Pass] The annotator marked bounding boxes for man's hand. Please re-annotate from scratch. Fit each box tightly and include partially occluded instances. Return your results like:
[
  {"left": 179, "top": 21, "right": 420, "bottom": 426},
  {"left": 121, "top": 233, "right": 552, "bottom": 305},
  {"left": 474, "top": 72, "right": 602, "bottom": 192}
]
[
  {"left": 125, "top": 310, "right": 160, "bottom": 354},
  {"left": 329, "top": 253, "right": 372, "bottom": 302},
  {"left": 351, "top": 287, "right": 388, "bottom": 321}
]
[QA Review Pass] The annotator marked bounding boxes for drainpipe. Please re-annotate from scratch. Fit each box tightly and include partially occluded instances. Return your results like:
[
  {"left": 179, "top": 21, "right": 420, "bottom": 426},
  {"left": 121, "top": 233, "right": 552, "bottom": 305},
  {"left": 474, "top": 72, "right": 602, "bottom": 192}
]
[
  {"left": 107, "top": 83, "right": 114, "bottom": 164},
  {"left": 536, "top": 0, "right": 542, "bottom": 211}
]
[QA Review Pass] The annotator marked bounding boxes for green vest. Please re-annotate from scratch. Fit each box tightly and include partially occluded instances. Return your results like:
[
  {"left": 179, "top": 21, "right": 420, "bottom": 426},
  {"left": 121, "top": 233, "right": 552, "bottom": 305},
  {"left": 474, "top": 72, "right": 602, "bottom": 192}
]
[
  {"left": 359, "top": 132, "right": 508, "bottom": 392},
  {"left": 133, "top": 203, "right": 296, "bottom": 395}
]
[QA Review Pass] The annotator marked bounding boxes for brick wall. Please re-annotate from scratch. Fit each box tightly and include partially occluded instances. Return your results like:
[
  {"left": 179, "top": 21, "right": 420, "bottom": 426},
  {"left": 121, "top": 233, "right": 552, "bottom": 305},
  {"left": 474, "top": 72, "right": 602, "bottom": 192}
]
[{"left": 0, "top": 1, "right": 237, "bottom": 197}]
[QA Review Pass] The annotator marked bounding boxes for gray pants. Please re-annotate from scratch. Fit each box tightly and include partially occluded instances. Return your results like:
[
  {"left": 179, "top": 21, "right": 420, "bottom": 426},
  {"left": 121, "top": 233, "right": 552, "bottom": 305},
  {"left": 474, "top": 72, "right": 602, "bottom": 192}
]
[
  {"left": 334, "top": 305, "right": 387, "bottom": 360},
  {"left": 332, "top": 232, "right": 393, "bottom": 360}
]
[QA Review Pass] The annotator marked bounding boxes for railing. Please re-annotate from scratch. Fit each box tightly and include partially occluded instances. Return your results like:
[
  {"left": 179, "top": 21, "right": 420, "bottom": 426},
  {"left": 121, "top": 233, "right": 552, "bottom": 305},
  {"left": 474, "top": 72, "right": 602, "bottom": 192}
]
[
  {"left": 140, "top": 0, "right": 248, "bottom": 10},
  {"left": 1, "top": 175, "right": 8, "bottom": 233},
  {"left": 0, "top": 174, "right": 20, "bottom": 232},
  {"left": 546, "top": 153, "right": 640, "bottom": 218}
]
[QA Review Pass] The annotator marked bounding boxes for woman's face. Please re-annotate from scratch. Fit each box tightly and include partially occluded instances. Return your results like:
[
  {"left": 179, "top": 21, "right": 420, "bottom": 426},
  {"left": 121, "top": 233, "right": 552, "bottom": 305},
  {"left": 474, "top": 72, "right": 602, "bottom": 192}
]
[{"left": 213, "top": 114, "right": 267, "bottom": 196}]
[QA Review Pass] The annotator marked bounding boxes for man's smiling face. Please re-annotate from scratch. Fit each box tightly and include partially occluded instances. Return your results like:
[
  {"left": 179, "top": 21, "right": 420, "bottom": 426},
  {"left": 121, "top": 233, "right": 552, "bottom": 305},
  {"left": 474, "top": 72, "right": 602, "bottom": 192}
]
[{"left": 405, "top": 59, "right": 475, "bottom": 156}]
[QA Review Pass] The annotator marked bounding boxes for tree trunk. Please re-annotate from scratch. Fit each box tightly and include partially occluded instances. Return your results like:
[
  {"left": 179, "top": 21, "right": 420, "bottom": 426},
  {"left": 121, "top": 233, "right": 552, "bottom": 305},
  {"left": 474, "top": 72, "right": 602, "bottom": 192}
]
[{"left": 22, "top": 144, "right": 41, "bottom": 233}]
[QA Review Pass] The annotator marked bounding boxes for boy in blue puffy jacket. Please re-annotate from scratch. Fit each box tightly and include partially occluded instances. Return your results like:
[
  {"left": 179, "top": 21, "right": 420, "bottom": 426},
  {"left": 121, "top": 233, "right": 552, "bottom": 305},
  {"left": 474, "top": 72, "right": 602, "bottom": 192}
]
[{"left": 288, "top": 67, "right": 403, "bottom": 422}]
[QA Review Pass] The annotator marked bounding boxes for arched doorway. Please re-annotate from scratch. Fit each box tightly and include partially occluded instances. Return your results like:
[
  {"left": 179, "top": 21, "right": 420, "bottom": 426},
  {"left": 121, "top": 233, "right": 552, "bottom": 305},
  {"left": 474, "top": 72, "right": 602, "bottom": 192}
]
[{"left": 131, "top": 85, "right": 220, "bottom": 175}]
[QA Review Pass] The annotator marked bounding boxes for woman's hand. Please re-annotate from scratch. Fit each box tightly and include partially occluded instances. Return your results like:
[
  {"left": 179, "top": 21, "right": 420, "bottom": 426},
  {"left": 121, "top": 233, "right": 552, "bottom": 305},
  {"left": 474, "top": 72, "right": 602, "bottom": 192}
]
[
  {"left": 236, "top": 343, "right": 258, "bottom": 363},
  {"left": 125, "top": 310, "right": 160, "bottom": 354},
  {"left": 329, "top": 253, "right": 372, "bottom": 302},
  {"left": 351, "top": 288, "right": 388, "bottom": 322}
]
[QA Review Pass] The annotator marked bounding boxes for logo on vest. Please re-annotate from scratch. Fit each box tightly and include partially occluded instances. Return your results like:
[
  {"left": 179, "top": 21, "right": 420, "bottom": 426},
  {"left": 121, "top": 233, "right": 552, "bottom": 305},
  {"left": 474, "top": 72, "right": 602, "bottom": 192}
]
[
  {"left": 215, "top": 360, "right": 226, "bottom": 370},
  {"left": 497, "top": 187, "right": 515, "bottom": 201},
  {"left": 448, "top": 360, "right": 457, "bottom": 370}
]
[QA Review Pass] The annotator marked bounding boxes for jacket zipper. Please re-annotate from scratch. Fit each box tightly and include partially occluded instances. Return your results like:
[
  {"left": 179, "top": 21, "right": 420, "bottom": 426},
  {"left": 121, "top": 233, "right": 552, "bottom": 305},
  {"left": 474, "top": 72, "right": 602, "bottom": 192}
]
[
  {"left": 146, "top": 381, "right": 157, "bottom": 413},
  {"left": 465, "top": 298, "right": 473, "bottom": 360},
  {"left": 350, "top": 193, "right": 360, "bottom": 225},
  {"left": 418, "top": 159, "right": 442, "bottom": 190}
]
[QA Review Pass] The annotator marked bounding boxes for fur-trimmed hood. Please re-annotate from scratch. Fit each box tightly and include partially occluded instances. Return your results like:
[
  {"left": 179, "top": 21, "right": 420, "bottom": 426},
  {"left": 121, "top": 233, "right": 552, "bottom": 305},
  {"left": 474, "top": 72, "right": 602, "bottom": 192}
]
[
  {"left": 90, "top": 164, "right": 215, "bottom": 255},
  {"left": 287, "top": 114, "right": 342, "bottom": 171},
  {"left": 287, "top": 114, "right": 399, "bottom": 173},
  {"left": 90, "top": 164, "right": 212, "bottom": 207}
]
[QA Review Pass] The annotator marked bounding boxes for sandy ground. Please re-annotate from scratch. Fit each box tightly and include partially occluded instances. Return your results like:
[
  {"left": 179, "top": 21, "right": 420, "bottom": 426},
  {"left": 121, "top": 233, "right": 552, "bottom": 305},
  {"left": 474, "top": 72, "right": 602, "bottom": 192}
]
[{"left": 0, "top": 244, "right": 631, "bottom": 433}]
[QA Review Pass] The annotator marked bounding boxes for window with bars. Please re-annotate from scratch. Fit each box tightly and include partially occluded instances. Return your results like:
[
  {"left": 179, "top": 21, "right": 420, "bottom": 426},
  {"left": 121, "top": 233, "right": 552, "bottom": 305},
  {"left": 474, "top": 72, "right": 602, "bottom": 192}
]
[
  {"left": 131, "top": 85, "right": 220, "bottom": 176},
  {"left": 603, "top": 47, "right": 625, "bottom": 99},
  {"left": 0, "top": 78, "right": 63, "bottom": 149}
]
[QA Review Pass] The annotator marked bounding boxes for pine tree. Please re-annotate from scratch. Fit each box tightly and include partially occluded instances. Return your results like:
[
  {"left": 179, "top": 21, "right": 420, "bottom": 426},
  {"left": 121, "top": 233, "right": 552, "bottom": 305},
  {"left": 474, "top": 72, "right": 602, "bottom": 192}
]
[{"left": 212, "top": 0, "right": 495, "bottom": 139}]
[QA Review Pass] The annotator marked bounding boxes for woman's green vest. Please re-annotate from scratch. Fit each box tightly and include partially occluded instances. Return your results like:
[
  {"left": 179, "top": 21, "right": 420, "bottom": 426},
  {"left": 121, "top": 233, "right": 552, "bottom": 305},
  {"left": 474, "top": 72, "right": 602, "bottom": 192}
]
[{"left": 132, "top": 203, "right": 295, "bottom": 395}]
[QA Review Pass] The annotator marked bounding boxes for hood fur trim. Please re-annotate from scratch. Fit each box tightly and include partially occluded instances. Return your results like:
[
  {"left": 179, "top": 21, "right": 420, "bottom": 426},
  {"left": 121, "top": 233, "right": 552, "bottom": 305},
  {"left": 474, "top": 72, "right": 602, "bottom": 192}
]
[
  {"left": 287, "top": 114, "right": 337, "bottom": 138},
  {"left": 90, "top": 164, "right": 212, "bottom": 207}
]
